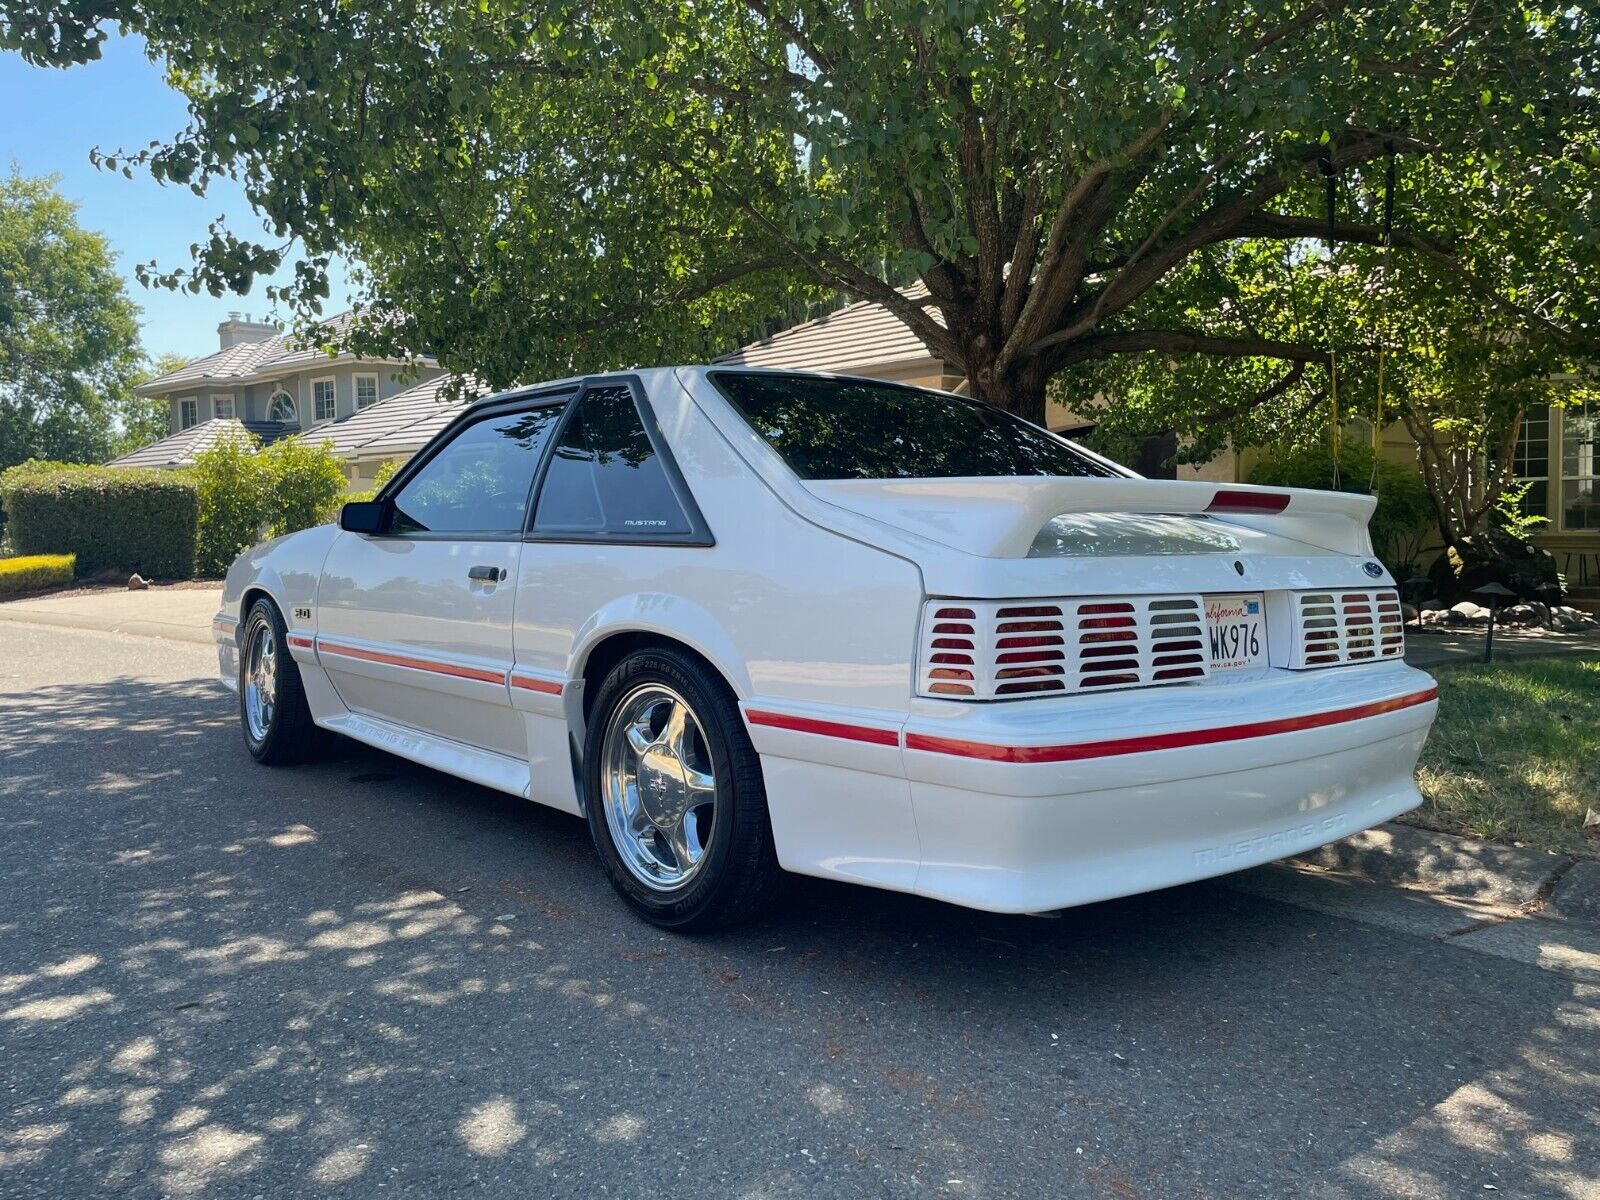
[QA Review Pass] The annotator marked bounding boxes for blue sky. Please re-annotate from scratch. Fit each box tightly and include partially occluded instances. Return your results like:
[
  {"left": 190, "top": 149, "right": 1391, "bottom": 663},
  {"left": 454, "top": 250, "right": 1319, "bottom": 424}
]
[{"left": 1, "top": 35, "right": 352, "bottom": 362}]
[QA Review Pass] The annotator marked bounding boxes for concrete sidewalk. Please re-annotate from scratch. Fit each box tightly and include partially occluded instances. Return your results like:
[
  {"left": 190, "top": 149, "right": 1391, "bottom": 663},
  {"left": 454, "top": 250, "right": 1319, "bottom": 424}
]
[{"left": 0, "top": 585, "right": 224, "bottom": 645}]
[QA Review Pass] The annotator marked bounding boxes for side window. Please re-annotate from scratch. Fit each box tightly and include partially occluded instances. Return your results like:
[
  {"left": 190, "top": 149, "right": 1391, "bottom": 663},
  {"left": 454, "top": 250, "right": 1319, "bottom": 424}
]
[
  {"left": 389, "top": 405, "right": 563, "bottom": 535},
  {"left": 533, "top": 384, "right": 693, "bottom": 537}
]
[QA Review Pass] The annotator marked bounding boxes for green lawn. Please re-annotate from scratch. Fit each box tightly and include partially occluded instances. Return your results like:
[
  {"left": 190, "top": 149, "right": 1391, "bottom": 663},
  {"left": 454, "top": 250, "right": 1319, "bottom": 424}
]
[{"left": 1408, "top": 655, "right": 1600, "bottom": 855}]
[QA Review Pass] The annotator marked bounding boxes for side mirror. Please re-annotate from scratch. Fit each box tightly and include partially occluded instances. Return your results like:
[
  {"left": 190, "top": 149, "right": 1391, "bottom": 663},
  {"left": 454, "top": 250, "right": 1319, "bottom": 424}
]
[{"left": 339, "top": 500, "right": 386, "bottom": 534}]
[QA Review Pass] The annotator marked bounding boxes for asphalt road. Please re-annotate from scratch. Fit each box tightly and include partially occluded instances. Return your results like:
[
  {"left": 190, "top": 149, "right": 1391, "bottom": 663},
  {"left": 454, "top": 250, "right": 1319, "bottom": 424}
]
[{"left": 1, "top": 622, "right": 1596, "bottom": 1200}]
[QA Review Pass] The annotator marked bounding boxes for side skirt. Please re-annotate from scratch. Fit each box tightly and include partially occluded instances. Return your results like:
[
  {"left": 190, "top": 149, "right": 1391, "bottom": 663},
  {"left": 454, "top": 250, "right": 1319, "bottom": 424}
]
[{"left": 319, "top": 710, "right": 533, "bottom": 801}]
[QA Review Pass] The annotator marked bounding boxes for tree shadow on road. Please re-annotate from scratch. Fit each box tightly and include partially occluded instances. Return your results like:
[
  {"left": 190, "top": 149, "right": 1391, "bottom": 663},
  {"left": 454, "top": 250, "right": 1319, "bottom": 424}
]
[{"left": 0, "top": 673, "right": 1594, "bottom": 1198}]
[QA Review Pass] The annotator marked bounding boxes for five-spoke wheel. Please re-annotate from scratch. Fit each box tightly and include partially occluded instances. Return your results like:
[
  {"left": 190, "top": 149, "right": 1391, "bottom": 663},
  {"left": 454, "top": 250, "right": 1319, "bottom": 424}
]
[
  {"left": 601, "top": 684, "right": 719, "bottom": 891},
  {"left": 242, "top": 619, "right": 278, "bottom": 744},
  {"left": 238, "top": 597, "right": 325, "bottom": 764},
  {"left": 584, "top": 647, "right": 782, "bottom": 929}
]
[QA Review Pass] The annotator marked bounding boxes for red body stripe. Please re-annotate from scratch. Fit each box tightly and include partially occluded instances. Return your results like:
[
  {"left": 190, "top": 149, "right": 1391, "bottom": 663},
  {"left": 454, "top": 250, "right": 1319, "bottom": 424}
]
[
  {"left": 905, "top": 687, "right": 1438, "bottom": 763},
  {"left": 746, "top": 709, "right": 900, "bottom": 747},
  {"left": 510, "top": 674, "right": 564, "bottom": 696},
  {"left": 318, "top": 640, "right": 506, "bottom": 685}
]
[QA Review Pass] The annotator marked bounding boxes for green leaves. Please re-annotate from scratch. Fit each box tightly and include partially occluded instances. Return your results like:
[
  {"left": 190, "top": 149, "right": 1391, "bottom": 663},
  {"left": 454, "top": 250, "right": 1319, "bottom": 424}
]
[
  {"left": 3, "top": 0, "right": 1594, "bottom": 413},
  {"left": 0, "top": 169, "right": 145, "bottom": 472}
]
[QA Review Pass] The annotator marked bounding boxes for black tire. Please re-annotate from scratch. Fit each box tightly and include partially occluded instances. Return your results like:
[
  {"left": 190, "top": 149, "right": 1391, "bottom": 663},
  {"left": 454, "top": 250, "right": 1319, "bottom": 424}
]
[
  {"left": 582, "top": 646, "right": 784, "bottom": 931},
  {"left": 238, "top": 597, "right": 327, "bottom": 765}
]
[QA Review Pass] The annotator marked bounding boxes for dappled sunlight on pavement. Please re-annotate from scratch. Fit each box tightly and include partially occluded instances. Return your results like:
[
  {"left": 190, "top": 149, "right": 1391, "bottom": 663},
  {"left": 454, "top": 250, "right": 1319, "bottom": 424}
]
[{"left": 0, "top": 626, "right": 1596, "bottom": 1198}]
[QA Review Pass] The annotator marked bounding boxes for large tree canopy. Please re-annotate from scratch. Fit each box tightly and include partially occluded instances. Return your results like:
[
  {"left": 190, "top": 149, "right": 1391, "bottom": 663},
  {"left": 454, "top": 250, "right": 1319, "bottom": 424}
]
[
  {"left": 0, "top": 169, "right": 145, "bottom": 471},
  {"left": 3, "top": 1, "right": 1596, "bottom": 419}
]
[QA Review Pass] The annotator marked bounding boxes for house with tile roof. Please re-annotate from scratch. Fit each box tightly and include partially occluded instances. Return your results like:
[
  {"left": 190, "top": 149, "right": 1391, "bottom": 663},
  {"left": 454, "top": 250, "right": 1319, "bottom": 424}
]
[
  {"left": 134, "top": 311, "right": 445, "bottom": 446},
  {"left": 114, "top": 310, "right": 452, "bottom": 487}
]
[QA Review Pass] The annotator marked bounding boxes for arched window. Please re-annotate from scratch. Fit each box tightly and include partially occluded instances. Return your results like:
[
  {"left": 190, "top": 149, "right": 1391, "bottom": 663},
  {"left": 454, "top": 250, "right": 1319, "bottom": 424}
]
[{"left": 267, "top": 390, "right": 298, "bottom": 425}]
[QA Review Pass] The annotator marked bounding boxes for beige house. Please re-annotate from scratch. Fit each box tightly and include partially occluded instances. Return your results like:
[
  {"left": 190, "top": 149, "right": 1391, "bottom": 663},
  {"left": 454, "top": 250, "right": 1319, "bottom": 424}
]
[
  {"left": 130, "top": 311, "right": 444, "bottom": 442},
  {"left": 112, "top": 312, "right": 449, "bottom": 483}
]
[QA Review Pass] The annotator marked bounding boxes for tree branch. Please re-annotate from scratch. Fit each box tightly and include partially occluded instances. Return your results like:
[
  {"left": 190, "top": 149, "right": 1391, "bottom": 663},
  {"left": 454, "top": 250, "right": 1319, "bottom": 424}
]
[
  {"left": 1235, "top": 213, "right": 1597, "bottom": 350},
  {"left": 1048, "top": 328, "right": 1333, "bottom": 371}
]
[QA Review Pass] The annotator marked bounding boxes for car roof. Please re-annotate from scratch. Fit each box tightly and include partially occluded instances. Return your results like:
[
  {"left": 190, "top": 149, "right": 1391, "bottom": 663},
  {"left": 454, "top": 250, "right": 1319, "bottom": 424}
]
[{"left": 468, "top": 364, "right": 966, "bottom": 409}]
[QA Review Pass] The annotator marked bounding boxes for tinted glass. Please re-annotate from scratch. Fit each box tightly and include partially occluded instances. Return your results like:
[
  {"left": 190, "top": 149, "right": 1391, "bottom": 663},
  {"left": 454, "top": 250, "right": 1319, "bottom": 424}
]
[
  {"left": 711, "top": 371, "right": 1119, "bottom": 481},
  {"left": 389, "top": 406, "right": 563, "bottom": 534},
  {"left": 534, "top": 384, "right": 692, "bottom": 535}
]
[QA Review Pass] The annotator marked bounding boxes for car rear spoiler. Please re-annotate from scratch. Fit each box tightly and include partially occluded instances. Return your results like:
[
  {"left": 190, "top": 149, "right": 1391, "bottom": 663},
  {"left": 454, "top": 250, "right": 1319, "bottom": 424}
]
[{"left": 804, "top": 478, "right": 1378, "bottom": 559}]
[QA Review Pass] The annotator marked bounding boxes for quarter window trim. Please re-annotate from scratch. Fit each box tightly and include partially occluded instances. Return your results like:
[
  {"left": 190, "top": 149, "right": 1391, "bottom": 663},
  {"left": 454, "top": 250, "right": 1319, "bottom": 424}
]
[{"left": 523, "top": 374, "right": 715, "bottom": 548}]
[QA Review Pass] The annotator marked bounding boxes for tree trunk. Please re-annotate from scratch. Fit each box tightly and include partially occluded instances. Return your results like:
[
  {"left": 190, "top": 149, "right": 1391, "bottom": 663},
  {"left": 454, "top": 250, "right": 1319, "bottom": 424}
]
[{"left": 966, "top": 357, "right": 1051, "bottom": 426}]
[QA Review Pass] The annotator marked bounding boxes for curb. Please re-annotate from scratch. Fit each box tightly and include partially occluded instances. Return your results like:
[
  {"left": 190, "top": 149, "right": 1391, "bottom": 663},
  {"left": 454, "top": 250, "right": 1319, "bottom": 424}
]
[
  {"left": 0, "top": 607, "right": 215, "bottom": 646},
  {"left": 1292, "top": 821, "right": 1596, "bottom": 923}
]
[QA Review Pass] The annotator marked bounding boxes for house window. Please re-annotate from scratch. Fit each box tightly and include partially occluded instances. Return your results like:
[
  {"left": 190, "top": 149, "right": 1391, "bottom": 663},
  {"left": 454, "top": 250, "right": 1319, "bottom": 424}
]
[
  {"left": 1513, "top": 404, "right": 1550, "bottom": 522},
  {"left": 313, "top": 377, "right": 337, "bottom": 423},
  {"left": 267, "top": 390, "right": 298, "bottom": 425},
  {"left": 179, "top": 399, "right": 199, "bottom": 429},
  {"left": 211, "top": 394, "right": 235, "bottom": 420},
  {"left": 355, "top": 374, "right": 379, "bottom": 410},
  {"left": 1562, "top": 401, "right": 1599, "bottom": 531}
]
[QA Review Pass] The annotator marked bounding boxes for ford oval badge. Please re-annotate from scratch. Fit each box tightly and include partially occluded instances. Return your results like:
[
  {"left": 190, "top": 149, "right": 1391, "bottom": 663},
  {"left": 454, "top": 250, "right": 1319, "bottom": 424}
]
[{"left": 1363, "top": 561, "right": 1384, "bottom": 578}]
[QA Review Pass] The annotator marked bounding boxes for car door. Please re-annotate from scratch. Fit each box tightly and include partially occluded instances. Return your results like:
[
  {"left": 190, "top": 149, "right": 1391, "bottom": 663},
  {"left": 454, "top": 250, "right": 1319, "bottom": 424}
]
[
  {"left": 316, "top": 397, "right": 569, "bottom": 758},
  {"left": 508, "top": 377, "right": 714, "bottom": 811}
]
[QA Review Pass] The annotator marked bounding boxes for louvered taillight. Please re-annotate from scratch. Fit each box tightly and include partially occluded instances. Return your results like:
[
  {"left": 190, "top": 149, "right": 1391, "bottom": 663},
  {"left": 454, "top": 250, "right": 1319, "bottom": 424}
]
[
  {"left": 918, "top": 596, "right": 1210, "bottom": 700},
  {"left": 1290, "top": 589, "right": 1405, "bottom": 668}
]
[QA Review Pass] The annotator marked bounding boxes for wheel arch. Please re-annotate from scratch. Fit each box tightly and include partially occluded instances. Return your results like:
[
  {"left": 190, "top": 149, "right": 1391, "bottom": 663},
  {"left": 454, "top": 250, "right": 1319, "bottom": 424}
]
[{"left": 568, "top": 596, "right": 752, "bottom": 730}]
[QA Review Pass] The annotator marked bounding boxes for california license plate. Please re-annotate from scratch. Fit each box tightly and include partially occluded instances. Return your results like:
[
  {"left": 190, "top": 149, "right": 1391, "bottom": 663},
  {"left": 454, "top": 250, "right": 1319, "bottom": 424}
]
[{"left": 1205, "top": 593, "right": 1268, "bottom": 674}]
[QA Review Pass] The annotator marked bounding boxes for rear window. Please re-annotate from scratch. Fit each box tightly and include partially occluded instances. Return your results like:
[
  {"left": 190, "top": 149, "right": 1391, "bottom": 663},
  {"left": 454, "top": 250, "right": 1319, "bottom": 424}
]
[{"left": 709, "top": 371, "right": 1120, "bottom": 481}]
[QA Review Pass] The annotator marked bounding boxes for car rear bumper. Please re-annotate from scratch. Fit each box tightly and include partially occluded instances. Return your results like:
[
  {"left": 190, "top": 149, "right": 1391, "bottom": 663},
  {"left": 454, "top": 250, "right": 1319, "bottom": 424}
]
[{"left": 746, "top": 661, "right": 1437, "bottom": 913}]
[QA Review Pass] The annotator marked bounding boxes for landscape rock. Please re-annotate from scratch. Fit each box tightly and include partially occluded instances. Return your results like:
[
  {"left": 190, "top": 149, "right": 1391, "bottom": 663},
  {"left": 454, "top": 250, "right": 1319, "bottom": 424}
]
[
  {"left": 127, "top": 574, "right": 149, "bottom": 591},
  {"left": 1427, "top": 530, "right": 1563, "bottom": 606},
  {"left": 1449, "top": 601, "right": 1490, "bottom": 623}
]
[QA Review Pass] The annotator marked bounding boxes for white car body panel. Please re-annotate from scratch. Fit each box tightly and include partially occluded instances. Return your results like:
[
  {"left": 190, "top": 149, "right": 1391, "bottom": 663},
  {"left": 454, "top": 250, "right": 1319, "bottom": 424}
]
[
  {"left": 314, "top": 534, "right": 525, "bottom": 757},
  {"left": 218, "top": 365, "right": 1437, "bottom": 915}
]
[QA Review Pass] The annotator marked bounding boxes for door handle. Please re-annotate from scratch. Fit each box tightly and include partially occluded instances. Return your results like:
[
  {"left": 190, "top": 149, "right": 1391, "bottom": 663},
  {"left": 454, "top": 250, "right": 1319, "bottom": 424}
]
[{"left": 467, "top": 565, "right": 506, "bottom": 582}]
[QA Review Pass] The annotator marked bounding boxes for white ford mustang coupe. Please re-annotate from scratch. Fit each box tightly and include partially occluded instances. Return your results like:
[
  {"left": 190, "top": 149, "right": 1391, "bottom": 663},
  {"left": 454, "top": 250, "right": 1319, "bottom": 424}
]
[{"left": 217, "top": 367, "right": 1438, "bottom": 929}]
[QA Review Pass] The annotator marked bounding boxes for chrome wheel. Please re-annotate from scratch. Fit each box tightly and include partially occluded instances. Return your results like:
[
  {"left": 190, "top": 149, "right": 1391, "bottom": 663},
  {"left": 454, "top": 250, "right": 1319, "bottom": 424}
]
[
  {"left": 243, "top": 622, "right": 278, "bottom": 743},
  {"left": 600, "top": 684, "right": 718, "bottom": 892}
]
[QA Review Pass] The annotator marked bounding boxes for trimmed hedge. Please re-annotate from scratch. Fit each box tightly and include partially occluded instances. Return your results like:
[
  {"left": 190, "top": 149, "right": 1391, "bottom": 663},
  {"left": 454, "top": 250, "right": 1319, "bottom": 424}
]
[
  {"left": 0, "top": 553, "right": 75, "bottom": 597},
  {"left": 0, "top": 460, "right": 78, "bottom": 534},
  {"left": 0, "top": 466, "right": 198, "bottom": 578}
]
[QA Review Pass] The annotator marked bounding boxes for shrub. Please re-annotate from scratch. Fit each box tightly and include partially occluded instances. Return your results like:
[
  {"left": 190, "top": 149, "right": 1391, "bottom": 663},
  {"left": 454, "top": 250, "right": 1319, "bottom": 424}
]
[
  {"left": 191, "top": 433, "right": 348, "bottom": 576},
  {"left": 0, "top": 553, "right": 76, "bottom": 597},
  {"left": 192, "top": 432, "right": 269, "bottom": 577},
  {"left": 0, "top": 460, "right": 78, "bottom": 534},
  {"left": 0, "top": 466, "right": 197, "bottom": 578},
  {"left": 260, "top": 437, "right": 348, "bottom": 537},
  {"left": 1247, "top": 443, "right": 1437, "bottom": 577}
]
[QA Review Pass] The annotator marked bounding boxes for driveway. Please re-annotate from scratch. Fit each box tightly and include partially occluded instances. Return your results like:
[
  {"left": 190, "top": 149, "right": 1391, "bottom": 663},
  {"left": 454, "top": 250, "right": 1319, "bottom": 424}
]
[
  {"left": 0, "top": 584, "right": 224, "bottom": 645},
  {"left": 0, "top": 622, "right": 1596, "bottom": 1199}
]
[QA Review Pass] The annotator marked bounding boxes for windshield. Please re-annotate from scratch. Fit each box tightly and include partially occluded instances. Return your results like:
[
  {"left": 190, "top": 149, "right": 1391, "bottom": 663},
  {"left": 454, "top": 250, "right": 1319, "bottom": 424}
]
[{"left": 709, "top": 371, "right": 1122, "bottom": 481}]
